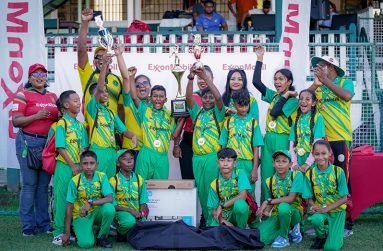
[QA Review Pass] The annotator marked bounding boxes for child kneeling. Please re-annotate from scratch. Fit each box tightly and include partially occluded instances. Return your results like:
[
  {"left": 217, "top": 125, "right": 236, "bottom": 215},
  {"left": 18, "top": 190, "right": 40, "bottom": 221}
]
[
  {"left": 258, "top": 150, "right": 304, "bottom": 248},
  {"left": 62, "top": 151, "right": 115, "bottom": 248},
  {"left": 207, "top": 148, "right": 251, "bottom": 229},
  {"left": 109, "top": 149, "right": 149, "bottom": 242},
  {"left": 303, "top": 140, "right": 348, "bottom": 251}
]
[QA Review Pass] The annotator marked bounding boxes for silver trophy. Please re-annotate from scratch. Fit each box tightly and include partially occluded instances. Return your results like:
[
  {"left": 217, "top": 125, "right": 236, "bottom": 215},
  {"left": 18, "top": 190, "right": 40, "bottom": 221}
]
[
  {"left": 192, "top": 34, "right": 204, "bottom": 69},
  {"left": 95, "top": 15, "right": 114, "bottom": 55}
]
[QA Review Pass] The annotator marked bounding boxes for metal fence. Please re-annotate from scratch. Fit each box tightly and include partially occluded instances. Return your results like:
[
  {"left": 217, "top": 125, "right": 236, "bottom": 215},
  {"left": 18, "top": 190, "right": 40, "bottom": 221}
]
[{"left": 45, "top": 30, "right": 383, "bottom": 151}]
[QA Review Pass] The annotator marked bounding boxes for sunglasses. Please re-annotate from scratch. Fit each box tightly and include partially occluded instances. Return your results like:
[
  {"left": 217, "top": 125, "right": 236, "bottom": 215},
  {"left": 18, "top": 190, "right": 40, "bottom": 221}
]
[
  {"left": 94, "top": 54, "right": 103, "bottom": 60},
  {"left": 135, "top": 81, "right": 150, "bottom": 88},
  {"left": 31, "top": 72, "right": 48, "bottom": 78}
]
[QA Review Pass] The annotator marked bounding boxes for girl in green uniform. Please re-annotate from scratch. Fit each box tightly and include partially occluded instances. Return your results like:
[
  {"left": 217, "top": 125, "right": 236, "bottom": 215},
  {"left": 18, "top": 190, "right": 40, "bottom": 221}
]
[
  {"left": 222, "top": 69, "right": 259, "bottom": 120},
  {"left": 303, "top": 140, "right": 348, "bottom": 250},
  {"left": 289, "top": 89, "right": 325, "bottom": 172},
  {"left": 252, "top": 46, "right": 299, "bottom": 202}
]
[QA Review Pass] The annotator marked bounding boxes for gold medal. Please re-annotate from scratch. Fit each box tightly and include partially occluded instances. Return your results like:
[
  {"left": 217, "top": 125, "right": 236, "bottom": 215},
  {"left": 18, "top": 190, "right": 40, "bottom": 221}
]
[
  {"left": 110, "top": 136, "right": 115, "bottom": 143},
  {"left": 197, "top": 137, "right": 205, "bottom": 146},
  {"left": 268, "top": 121, "right": 276, "bottom": 129},
  {"left": 297, "top": 148, "right": 305, "bottom": 156},
  {"left": 154, "top": 139, "right": 161, "bottom": 147}
]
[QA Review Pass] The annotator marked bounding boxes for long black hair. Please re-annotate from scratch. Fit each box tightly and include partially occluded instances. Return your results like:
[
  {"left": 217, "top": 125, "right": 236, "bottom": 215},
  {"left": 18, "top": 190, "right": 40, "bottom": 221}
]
[
  {"left": 275, "top": 68, "right": 295, "bottom": 91},
  {"left": 294, "top": 89, "right": 317, "bottom": 147},
  {"left": 222, "top": 69, "right": 248, "bottom": 106}
]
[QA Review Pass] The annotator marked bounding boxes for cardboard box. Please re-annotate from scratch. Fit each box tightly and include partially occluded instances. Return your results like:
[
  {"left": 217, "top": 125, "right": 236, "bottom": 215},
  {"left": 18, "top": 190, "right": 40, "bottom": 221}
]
[
  {"left": 147, "top": 188, "right": 197, "bottom": 226},
  {"left": 145, "top": 179, "right": 195, "bottom": 189}
]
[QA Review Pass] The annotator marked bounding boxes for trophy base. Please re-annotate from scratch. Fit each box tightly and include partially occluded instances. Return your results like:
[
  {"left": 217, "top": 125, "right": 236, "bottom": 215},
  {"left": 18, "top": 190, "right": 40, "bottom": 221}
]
[{"left": 171, "top": 98, "right": 189, "bottom": 117}]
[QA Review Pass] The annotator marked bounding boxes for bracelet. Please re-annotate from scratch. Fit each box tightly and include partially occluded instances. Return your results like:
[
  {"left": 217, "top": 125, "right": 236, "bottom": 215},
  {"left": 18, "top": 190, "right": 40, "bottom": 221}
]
[
  {"left": 187, "top": 74, "right": 195, "bottom": 80},
  {"left": 174, "top": 144, "right": 180, "bottom": 147},
  {"left": 220, "top": 202, "right": 225, "bottom": 208}
]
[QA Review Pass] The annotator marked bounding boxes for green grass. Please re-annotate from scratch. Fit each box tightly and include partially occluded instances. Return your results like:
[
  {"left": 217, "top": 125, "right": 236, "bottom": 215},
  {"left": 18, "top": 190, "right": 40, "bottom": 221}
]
[{"left": 1, "top": 188, "right": 383, "bottom": 250}]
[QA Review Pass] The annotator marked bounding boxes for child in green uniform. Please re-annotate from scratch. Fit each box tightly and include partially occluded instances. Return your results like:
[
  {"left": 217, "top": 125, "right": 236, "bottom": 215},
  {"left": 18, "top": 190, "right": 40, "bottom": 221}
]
[
  {"left": 109, "top": 149, "right": 149, "bottom": 242},
  {"left": 252, "top": 46, "right": 299, "bottom": 202},
  {"left": 52, "top": 90, "right": 89, "bottom": 245},
  {"left": 186, "top": 65, "right": 225, "bottom": 223},
  {"left": 85, "top": 54, "right": 137, "bottom": 178},
  {"left": 289, "top": 89, "right": 325, "bottom": 172},
  {"left": 219, "top": 89, "right": 263, "bottom": 199},
  {"left": 303, "top": 140, "right": 348, "bottom": 250},
  {"left": 62, "top": 151, "right": 115, "bottom": 248},
  {"left": 207, "top": 148, "right": 251, "bottom": 229},
  {"left": 258, "top": 150, "right": 303, "bottom": 248},
  {"left": 222, "top": 69, "right": 259, "bottom": 120},
  {"left": 129, "top": 71, "right": 185, "bottom": 180}
]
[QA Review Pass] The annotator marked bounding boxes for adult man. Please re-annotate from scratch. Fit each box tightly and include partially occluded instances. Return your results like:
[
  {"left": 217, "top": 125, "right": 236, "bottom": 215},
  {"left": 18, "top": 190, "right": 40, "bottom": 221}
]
[
  {"left": 77, "top": 8, "right": 124, "bottom": 124},
  {"left": 227, "top": 0, "right": 257, "bottom": 30},
  {"left": 196, "top": 0, "right": 228, "bottom": 31},
  {"left": 309, "top": 55, "right": 354, "bottom": 237}
]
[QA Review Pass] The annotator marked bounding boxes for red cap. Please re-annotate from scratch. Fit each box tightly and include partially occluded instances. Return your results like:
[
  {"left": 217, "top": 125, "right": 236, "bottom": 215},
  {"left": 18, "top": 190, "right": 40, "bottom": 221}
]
[{"left": 28, "top": 63, "right": 47, "bottom": 76}]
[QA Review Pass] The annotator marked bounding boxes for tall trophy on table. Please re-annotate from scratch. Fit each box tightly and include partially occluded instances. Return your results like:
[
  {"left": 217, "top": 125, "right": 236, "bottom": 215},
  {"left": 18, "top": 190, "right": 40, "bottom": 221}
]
[
  {"left": 170, "top": 46, "right": 189, "bottom": 117},
  {"left": 94, "top": 15, "right": 114, "bottom": 55}
]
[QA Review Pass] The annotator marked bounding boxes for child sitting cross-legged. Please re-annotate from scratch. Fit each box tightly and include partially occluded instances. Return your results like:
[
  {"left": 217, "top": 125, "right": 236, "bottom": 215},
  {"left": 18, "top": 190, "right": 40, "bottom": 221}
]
[
  {"left": 258, "top": 150, "right": 304, "bottom": 248},
  {"left": 207, "top": 147, "right": 251, "bottom": 229},
  {"left": 62, "top": 150, "right": 115, "bottom": 249}
]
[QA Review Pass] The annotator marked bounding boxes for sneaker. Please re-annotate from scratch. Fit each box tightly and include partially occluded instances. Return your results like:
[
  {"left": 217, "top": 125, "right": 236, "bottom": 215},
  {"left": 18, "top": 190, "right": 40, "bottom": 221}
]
[
  {"left": 22, "top": 229, "right": 35, "bottom": 237},
  {"left": 305, "top": 227, "right": 316, "bottom": 236},
  {"left": 310, "top": 237, "right": 326, "bottom": 249},
  {"left": 289, "top": 223, "right": 302, "bottom": 244},
  {"left": 45, "top": 227, "right": 53, "bottom": 234},
  {"left": 97, "top": 235, "right": 112, "bottom": 248},
  {"left": 271, "top": 236, "right": 289, "bottom": 248},
  {"left": 52, "top": 234, "right": 63, "bottom": 246},
  {"left": 344, "top": 229, "right": 354, "bottom": 237}
]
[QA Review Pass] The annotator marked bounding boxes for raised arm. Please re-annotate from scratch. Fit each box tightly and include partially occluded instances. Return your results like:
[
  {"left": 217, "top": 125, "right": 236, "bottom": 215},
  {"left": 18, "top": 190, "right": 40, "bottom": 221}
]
[
  {"left": 94, "top": 54, "right": 112, "bottom": 101},
  {"left": 186, "top": 65, "right": 197, "bottom": 109},
  {"left": 252, "top": 46, "right": 267, "bottom": 96},
  {"left": 114, "top": 45, "right": 130, "bottom": 94},
  {"left": 195, "top": 67, "right": 223, "bottom": 110},
  {"left": 127, "top": 67, "right": 140, "bottom": 108},
  {"left": 78, "top": 8, "right": 93, "bottom": 70}
]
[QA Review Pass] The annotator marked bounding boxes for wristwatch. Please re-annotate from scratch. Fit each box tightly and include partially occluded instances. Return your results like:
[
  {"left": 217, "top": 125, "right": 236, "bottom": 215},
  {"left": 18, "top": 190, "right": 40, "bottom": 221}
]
[
  {"left": 88, "top": 199, "right": 94, "bottom": 207},
  {"left": 267, "top": 198, "right": 273, "bottom": 205},
  {"left": 187, "top": 74, "right": 195, "bottom": 80},
  {"left": 219, "top": 202, "right": 225, "bottom": 209}
]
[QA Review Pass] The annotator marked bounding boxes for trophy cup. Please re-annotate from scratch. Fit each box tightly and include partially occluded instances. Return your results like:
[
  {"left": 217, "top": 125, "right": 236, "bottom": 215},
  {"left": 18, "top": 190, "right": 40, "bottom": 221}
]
[
  {"left": 170, "top": 46, "right": 189, "bottom": 117},
  {"left": 192, "top": 34, "right": 204, "bottom": 69},
  {"left": 95, "top": 15, "right": 114, "bottom": 55}
]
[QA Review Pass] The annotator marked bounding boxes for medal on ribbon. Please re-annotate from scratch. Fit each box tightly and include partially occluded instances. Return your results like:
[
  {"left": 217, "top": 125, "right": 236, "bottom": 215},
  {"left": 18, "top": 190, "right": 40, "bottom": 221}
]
[
  {"left": 297, "top": 148, "right": 305, "bottom": 156},
  {"left": 154, "top": 139, "right": 161, "bottom": 147},
  {"left": 197, "top": 137, "right": 205, "bottom": 146},
  {"left": 268, "top": 121, "right": 277, "bottom": 129}
]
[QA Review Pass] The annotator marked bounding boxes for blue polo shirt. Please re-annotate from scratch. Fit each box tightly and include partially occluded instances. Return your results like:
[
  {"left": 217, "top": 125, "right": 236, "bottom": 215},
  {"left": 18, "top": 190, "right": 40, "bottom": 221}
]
[{"left": 195, "top": 12, "right": 226, "bottom": 31}]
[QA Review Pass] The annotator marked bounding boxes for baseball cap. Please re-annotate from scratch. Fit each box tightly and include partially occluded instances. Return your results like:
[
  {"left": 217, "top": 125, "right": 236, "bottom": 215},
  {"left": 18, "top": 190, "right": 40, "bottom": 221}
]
[
  {"left": 113, "top": 149, "right": 136, "bottom": 167},
  {"left": 28, "top": 63, "right": 47, "bottom": 76},
  {"left": 311, "top": 55, "right": 345, "bottom": 77},
  {"left": 94, "top": 46, "right": 107, "bottom": 56},
  {"left": 272, "top": 150, "right": 292, "bottom": 162}
]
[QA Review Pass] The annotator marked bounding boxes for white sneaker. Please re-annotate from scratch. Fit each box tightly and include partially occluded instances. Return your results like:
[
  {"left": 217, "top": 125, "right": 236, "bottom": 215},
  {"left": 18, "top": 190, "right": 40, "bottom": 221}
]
[
  {"left": 344, "top": 229, "right": 354, "bottom": 237},
  {"left": 52, "top": 235, "right": 63, "bottom": 245}
]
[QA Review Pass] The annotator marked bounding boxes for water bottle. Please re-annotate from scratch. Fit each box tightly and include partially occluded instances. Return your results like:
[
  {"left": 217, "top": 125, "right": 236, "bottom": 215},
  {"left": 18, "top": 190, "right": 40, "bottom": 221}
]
[{"left": 22, "top": 144, "right": 28, "bottom": 158}]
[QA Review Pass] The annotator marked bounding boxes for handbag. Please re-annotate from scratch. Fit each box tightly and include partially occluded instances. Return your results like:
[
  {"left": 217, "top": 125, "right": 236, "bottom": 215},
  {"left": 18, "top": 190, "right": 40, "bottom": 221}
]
[{"left": 21, "top": 131, "right": 43, "bottom": 170}]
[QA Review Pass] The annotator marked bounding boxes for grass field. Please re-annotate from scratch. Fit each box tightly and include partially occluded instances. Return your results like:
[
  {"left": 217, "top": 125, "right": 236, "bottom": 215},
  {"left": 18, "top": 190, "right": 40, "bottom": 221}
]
[{"left": 1, "top": 188, "right": 383, "bottom": 250}]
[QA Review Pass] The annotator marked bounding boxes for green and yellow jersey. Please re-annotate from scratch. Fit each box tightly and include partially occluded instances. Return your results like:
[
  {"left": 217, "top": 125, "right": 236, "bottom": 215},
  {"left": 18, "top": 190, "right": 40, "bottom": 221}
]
[
  {"left": 122, "top": 92, "right": 148, "bottom": 150},
  {"left": 66, "top": 171, "right": 112, "bottom": 220},
  {"left": 315, "top": 77, "right": 354, "bottom": 141},
  {"left": 207, "top": 170, "right": 251, "bottom": 218},
  {"left": 189, "top": 101, "right": 225, "bottom": 155},
  {"left": 262, "top": 88, "right": 298, "bottom": 134},
  {"left": 85, "top": 96, "right": 126, "bottom": 149},
  {"left": 219, "top": 113, "right": 264, "bottom": 160},
  {"left": 228, "top": 95, "right": 259, "bottom": 120},
  {"left": 137, "top": 102, "right": 175, "bottom": 153},
  {"left": 109, "top": 171, "right": 148, "bottom": 211},
  {"left": 78, "top": 61, "right": 123, "bottom": 116},
  {"left": 289, "top": 112, "right": 325, "bottom": 155},
  {"left": 303, "top": 163, "right": 348, "bottom": 213},
  {"left": 265, "top": 170, "right": 304, "bottom": 215},
  {"left": 56, "top": 113, "right": 89, "bottom": 164}
]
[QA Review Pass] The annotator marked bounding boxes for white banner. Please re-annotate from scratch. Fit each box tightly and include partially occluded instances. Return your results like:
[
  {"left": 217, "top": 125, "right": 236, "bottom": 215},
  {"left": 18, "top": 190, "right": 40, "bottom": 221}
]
[
  {"left": 0, "top": 1, "right": 46, "bottom": 169},
  {"left": 53, "top": 51, "right": 284, "bottom": 177},
  {"left": 279, "top": 0, "right": 311, "bottom": 91}
]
